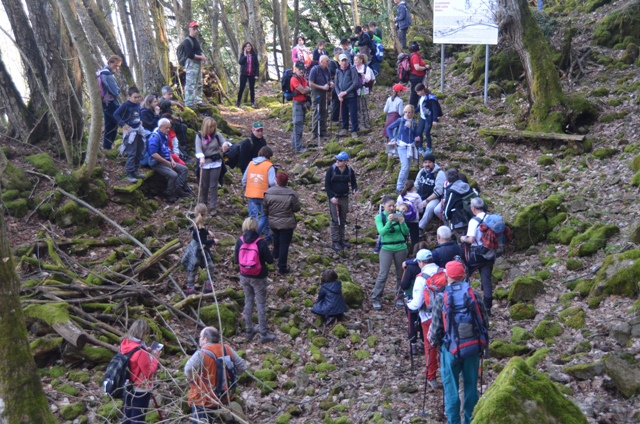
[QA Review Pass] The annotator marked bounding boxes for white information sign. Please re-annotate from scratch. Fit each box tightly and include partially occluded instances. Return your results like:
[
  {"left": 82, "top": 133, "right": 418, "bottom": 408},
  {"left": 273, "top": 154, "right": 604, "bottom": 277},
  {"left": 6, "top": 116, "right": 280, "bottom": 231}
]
[{"left": 433, "top": 0, "right": 499, "bottom": 45}]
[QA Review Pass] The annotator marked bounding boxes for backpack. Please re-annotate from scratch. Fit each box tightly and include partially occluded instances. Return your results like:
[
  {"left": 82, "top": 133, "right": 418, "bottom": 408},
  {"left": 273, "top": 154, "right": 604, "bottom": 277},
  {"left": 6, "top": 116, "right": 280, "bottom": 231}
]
[
  {"left": 399, "top": 196, "right": 418, "bottom": 221},
  {"left": 224, "top": 141, "right": 243, "bottom": 169},
  {"left": 441, "top": 281, "right": 489, "bottom": 359},
  {"left": 281, "top": 69, "right": 294, "bottom": 103},
  {"left": 352, "top": 66, "right": 364, "bottom": 91},
  {"left": 238, "top": 236, "right": 262, "bottom": 276},
  {"left": 473, "top": 214, "right": 513, "bottom": 259},
  {"left": 102, "top": 347, "right": 141, "bottom": 398},
  {"left": 397, "top": 53, "right": 411, "bottom": 83},
  {"left": 360, "top": 64, "right": 374, "bottom": 91},
  {"left": 202, "top": 347, "right": 238, "bottom": 405},
  {"left": 422, "top": 269, "right": 447, "bottom": 313},
  {"left": 97, "top": 71, "right": 108, "bottom": 99},
  {"left": 460, "top": 189, "right": 480, "bottom": 223},
  {"left": 177, "top": 37, "right": 194, "bottom": 67}
]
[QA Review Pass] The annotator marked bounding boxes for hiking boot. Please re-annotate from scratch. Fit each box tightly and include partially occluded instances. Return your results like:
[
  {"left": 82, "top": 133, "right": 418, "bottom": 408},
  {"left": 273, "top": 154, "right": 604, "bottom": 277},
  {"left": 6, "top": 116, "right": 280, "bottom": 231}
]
[
  {"left": 372, "top": 299, "right": 382, "bottom": 310},
  {"left": 325, "top": 316, "right": 337, "bottom": 326},
  {"left": 296, "top": 148, "right": 308, "bottom": 154},
  {"left": 177, "top": 189, "right": 191, "bottom": 199},
  {"left": 126, "top": 174, "right": 138, "bottom": 183},
  {"left": 337, "top": 129, "right": 348, "bottom": 137},
  {"left": 235, "top": 101, "right": 240, "bottom": 107},
  {"left": 427, "top": 379, "right": 442, "bottom": 390},
  {"left": 278, "top": 267, "right": 291, "bottom": 275},
  {"left": 259, "top": 333, "right": 276, "bottom": 343},
  {"left": 350, "top": 132, "right": 358, "bottom": 138},
  {"left": 332, "top": 242, "right": 344, "bottom": 252},
  {"left": 203, "top": 281, "right": 213, "bottom": 294},
  {"left": 245, "top": 328, "right": 259, "bottom": 342},
  {"left": 166, "top": 195, "right": 178, "bottom": 204},
  {"left": 251, "top": 103, "right": 256, "bottom": 108},
  {"left": 134, "top": 171, "right": 146, "bottom": 179},
  {"left": 423, "top": 147, "right": 432, "bottom": 155},
  {"left": 341, "top": 240, "right": 351, "bottom": 249}
]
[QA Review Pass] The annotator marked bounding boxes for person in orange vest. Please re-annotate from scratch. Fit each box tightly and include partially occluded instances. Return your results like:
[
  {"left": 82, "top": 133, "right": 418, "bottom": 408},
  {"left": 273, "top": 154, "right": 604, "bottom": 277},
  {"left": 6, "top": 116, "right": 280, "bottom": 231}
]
[
  {"left": 242, "top": 146, "right": 276, "bottom": 242},
  {"left": 184, "top": 326, "right": 248, "bottom": 422}
]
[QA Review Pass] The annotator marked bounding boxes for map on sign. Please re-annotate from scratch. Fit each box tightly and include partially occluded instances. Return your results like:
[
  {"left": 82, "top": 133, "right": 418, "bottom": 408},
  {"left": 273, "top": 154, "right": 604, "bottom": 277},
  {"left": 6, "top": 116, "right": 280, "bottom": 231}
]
[{"left": 433, "top": 0, "right": 499, "bottom": 45}]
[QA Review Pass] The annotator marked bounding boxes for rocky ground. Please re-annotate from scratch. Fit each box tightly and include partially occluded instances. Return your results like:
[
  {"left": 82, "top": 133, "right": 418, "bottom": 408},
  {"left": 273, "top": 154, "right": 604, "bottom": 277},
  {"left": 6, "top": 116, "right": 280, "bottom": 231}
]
[{"left": 4, "top": 2, "right": 640, "bottom": 423}]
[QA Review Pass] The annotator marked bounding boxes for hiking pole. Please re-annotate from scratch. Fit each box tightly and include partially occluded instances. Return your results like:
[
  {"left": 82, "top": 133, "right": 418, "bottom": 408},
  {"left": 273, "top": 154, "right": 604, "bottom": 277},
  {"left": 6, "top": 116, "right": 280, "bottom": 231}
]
[
  {"left": 150, "top": 394, "right": 164, "bottom": 421},
  {"left": 420, "top": 344, "right": 431, "bottom": 417},
  {"left": 316, "top": 94, "right": 321, "bottom": 148},
  {"left": 354, "top": 200, "right": 361, "bottom": 253},
  {"left": 480, "top": 356, "right": 484, "bottom": 396}
]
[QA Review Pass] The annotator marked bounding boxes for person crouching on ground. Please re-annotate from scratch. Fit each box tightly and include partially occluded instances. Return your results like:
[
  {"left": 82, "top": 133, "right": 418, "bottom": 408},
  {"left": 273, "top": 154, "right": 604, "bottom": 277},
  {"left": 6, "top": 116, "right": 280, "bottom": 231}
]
[{"left": 311, "top": 269, "right": 349, "bottom": 325}]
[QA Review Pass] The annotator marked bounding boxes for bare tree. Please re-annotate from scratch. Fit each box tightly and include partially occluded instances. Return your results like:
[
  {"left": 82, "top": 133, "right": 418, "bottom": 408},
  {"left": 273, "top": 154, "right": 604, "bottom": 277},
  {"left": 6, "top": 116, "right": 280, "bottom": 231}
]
[
  {"left": 130, "top": 0, "right": 167, "bottom": 92},
  {"left": 115, "top": 0, "right": 141, "bottom": 85},
  {"left": 172, "top": 0, "right": 192, "bottom": 39},
  {"left": 151, "top": 0, "right": 171, "bottom": 83},
  {"left": 245, "top": 0, "right": 269, "bottom": 81},
  {"left": 273, "top": 0, "right": 292, "bottom": 70},
  {"left": 207, "top": 0, "right": 232, "bottom": 89},
  {"left": 352, "top": 0, "right": 360, "bottom": 26}
]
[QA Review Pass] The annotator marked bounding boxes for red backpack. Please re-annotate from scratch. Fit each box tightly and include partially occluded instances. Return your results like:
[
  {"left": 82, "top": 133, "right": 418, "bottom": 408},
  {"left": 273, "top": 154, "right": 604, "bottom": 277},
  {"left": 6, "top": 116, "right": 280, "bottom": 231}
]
[
  {"left": 238, "top": 236, "right": 262, "bottom": 276},
  {"left": 397, "top": 53, "right": 412, "bottom": 82},
  {"left": 422, "top": 269, "right": 448, "bottom": 313}
]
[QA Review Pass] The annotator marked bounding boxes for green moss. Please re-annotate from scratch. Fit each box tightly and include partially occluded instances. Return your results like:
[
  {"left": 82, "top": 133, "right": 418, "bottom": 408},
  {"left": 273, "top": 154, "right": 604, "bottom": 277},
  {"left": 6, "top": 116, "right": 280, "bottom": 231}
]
[
  {"left": 276, "top": 413, "right": 292, "bottom": 424},
  {"left": 569, "top": 223, "right": 620, "bottom": 257},
  {"left": 23, "top": 303, "right": 70, "bottom": 326},
  {"left": 304, "top": 213, "right": 331, "bottom": 232},
  {"left": 55, "top": 200, "right": 90, "bottom": 227},
  {"left": 509, "top": 303, "right": 536, "bottom": 321},
  {"left": 590, "top": 87, "right": 610, "bottom": 97},
  {"left": 25, "top": 153, "right": 57, "bottom": 176},
  {"left": 632, "top": 154, "right": 640, "bottom": 172},
  {"left": 526, "top": 347, "right": 551, "bottom": 368},
  {"left": 632, "top": 171, "right": 640, "bottom": 188},
  {"left": 489, "top": 340, "right": 531, "bottom": 359},
  {"left": 474, "top": 357, "right": 588, "bottom": 424},
  {"left": 533, "top": 320, "right": 563, "bottom": 339},
  {"left": 558, "top": 307, "right": 586, "bottom": 329},
  {"left": 1, "top": 189, "right": 19, "bottom": 201},
  {"left": 494, "top": 288, "right": 509, "bottom": 300},
  {"left": 495, "top": 165, "right": 509, "bottom": 175},
  {"left": 58, "top": 383, "right": 80, "bottom": 396},
  {"left": 198, "top": 304, "right": 239, "bottom": 337},
  {"left": 354, "top": 350, "right": 370, "bottom": 359},
  {"left": 593, "top": 5, "right": 640, "bottom": 48},
  {"left": 511, "top": 195, "right": 564, "bottom": 250},
  {"left": 81, "top": 347, "right": 113, "bottom": 363},
  {"left": 537, "top": 155, "right": 555, "bottom": 166},
  {"left": 574, "top": 279, "right": 595, "bottom": 297},
  {"left": 593, "top": 147, "right": 619, "bottom": 159},
  {"left": 60, "top": 402, "right": 86, "bottom": 420},
  {"left": 254, "top": 369, "right": 277, "bottom": 381},
  {"left": 602, "top": 258, "right": 640, "bottom": 298},
  {"left": 4, "top": 198, "right": 28, "bottom": 218},
  {"left": 331, "top": 324, "right": 349, "bottom": 338},
  {"left": 342, "top": 280, "right": 364, "bottom": 309},
  {"left": 511, "top": 326, "right": 533, "bottom": 344},
  {"left": 67, "top": 370, "right": 90, "bottom": 383},
  {"left": 316, "top": 363, "right": 336, "bottom": 372},
  {"left": 313, "top": 336, "right": 329, "bottom": 348},
  {"left": 1, "top": 163, "right": 33, "bottom": 191},
  {"left": 566, "top": 258, "right": 583, "bottom": 270},
  {"left": 508, "top": 275, "right": 545, "bottom": 303}
]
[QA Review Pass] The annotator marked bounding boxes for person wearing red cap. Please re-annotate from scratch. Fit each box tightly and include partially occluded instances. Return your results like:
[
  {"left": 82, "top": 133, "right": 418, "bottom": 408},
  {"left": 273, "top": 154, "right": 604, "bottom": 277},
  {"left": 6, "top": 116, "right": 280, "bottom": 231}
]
[
  {"left": 383, "top": 84, "right": 408, "bottom": 141},
  {"left": 264, "top": 172, "right": 301, "bottom": 274},
  {"left": 179, "top": 22, "right": 207, "bottom": 107},
  {"left": 429, "top": 260, "right": 489, "bottom": 424}
]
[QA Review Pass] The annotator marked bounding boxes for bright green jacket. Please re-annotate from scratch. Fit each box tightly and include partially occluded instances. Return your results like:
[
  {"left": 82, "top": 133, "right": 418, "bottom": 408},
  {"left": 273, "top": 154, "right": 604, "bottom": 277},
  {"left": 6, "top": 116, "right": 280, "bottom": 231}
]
[{"left": 375, "top": 212, "right": 409, "bottom": 252}]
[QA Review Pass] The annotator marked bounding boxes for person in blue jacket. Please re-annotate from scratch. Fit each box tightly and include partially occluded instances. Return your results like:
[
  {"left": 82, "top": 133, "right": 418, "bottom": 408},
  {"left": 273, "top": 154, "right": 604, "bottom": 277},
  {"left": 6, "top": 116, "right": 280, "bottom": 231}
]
[
  {"left": 147, "top": 118, "right": 190, "bottom": 203},
  {"left": 113, "top": 86, "right": 145, "bottom": 183},
  {"left": 394, "top": 0, "right": 412, "bottom": 49},
  {"left": 311, "top": 269, "right": 348, "bottom": 324},
  {"left": 97, "top": 55, "right": 122, "bottom": 150},
  {"left": 387, "top": 104, "right": 420, "bottom": 193},
  {"left": 415, "top": 83, "right": 441, "bottom": 155}
]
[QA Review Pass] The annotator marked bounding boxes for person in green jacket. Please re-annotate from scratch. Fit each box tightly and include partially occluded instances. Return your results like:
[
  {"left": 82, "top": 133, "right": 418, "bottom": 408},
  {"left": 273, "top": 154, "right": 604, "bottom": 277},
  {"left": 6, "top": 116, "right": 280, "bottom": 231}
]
[{"left": 372, "top": 195, "right": 409, "bottom": 310}]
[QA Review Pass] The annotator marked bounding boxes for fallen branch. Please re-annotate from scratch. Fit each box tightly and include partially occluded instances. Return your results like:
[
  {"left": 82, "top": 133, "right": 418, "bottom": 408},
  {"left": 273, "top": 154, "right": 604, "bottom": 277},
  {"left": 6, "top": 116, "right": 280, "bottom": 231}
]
[
  {"left": 132, "top": 238, "right": 181, "bottom": 276},
  {"left": 478, "top": 128, "right": 585, "bottom": 142}
]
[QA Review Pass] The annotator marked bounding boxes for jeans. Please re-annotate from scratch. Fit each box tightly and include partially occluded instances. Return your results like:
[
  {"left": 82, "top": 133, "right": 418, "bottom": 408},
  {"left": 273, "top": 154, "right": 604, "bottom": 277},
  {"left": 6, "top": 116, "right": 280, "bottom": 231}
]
[
  {"left": 466, "top": 256, "right": 494, "bottom": 311},
  {"left": 398, "top": 28, "right": 408, "bottom": 49},
  {"left": 329, "top": 197, "right": 349, "bottom": 243},
  {"left": 151, "top": 162, "right": 188, "bottom": 196},
  {"left": 340, "top": 96, "right": 359, "bottom": 132},
  {"left": 191, "top": 405, "right": 219, "bottom": 424},
  {"left": 396, "top": 146, "right": 410, "bottom": 192},
  {"left": 417, "top": 117, "right": 432, "bottom": 150},
  {"left": 292, "top": 101, "right": 306, "bottom": 151},
  {"left": 272, "top": 228, "right": 294, "bottom": 272},
  {"left": 240, "top": 275, "right": 269, "bottom": 334},
  {"left": 248, "top": 198, "right": 271, "bottom": 240},
  {"left": 419, "top": 200, "right": 442, "bottom": 230},
  {"left": 199, "top": 166, "right": 222, "bottom": 210},
  {"left": 370, "top": 58, "right": 381, "bottom": 77},
  {"left": 187, "top": 250, "right": 215, "bottom": 289},
  {"left": 440, "top": 346, "right": 480, "bottom": 424},
  {"left": 102, "top": 101, "right": 119, "bottom": 149},
  {"left": 123, "top": 389, "right": 151, "bottom": 424},
  {"left": 372, "top": 248, "right": 407, "bottom": 301},
  {"left": 237, "top": 74, "right": 256, "bottom": 104},
  {"left": 124, "top": 133, "right": 144, "bottom": 175}
]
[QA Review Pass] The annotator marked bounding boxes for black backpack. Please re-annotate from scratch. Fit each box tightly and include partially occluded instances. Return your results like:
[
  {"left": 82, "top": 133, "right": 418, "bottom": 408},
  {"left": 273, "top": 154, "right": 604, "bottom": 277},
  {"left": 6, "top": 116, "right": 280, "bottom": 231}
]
[
  {"left": 202, "top": 347, "right": 238, "bottom": 404},
  {"left": 224, "top": 141, "right": 243, "bottom": 169},
  {"left": 281, "top": 69, "right": 294, "bottom": 103},
  {"left": 177, "top": 37, "right": 194, "bottom": 67},
  {"left": 102, "top": 347, "right": 140, "bottom": 398}
]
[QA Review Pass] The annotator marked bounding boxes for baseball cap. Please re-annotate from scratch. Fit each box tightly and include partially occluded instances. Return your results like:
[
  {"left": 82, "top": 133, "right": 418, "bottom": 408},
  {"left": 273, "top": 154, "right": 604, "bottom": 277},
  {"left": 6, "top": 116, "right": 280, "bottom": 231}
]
[
  {"left": 189, "top": 22, "right": 199, "bottom": 28},
  {"left": 393, "top": 83, "right": 409, "bottom": 92},
  {"left": 423, "top": 153, "right": 436, "bottom": 163},
  {"left": 416, "top": 249, "right": 433, "bottom": 261},
  {"left": 295, "top": 62, "right": 306, "bottom": 69},
  {"left": 445, "top": 261, "right": 466, "bottom": 280},
  {"left": 339, "top": 54, "right": 349, "bottom": 61},
  {"left": 252, "top": 121, "right": 264, "bottom": 129},
  {"left": 335, "top": 151, "right": 349, "bottom": 161}
]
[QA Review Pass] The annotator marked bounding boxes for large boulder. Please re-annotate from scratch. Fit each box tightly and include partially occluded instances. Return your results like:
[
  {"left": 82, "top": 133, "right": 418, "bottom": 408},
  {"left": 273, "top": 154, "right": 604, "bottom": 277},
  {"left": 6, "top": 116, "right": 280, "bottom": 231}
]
[
  {"left": 589, "top": 250, "right": 640, "bottom": 299},
  {"left": 508, "top": 275, "right": 545, "bottom": 304},
  {"left": 603, "top": 352, "right": 640, "bottom": 398},
  {"left": 510, "top": 195, "right": 565, "bottom": 250},
  {"left": 335, "top": 264, "right": 364, "bottom": 309},
  {"left": 473, "top": 357, "right": 588, "bottom": 424}
]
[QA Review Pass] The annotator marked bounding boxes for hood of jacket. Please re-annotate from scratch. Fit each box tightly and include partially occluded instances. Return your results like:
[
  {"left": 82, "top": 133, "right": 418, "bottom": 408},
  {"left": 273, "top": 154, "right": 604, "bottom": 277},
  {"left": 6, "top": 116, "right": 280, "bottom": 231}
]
[
  {"left": 241, "top": 230, "right": 260, "bottom": 244},
  {"left": 432, "top": 163, "right": 442, "bottom": 174},
  {"left": 323, "top": 281, "right": 343, "bottom": 294},
  {"left": 251, "top": 156, "right": 268, "bottom": 165},
  {"left": 448, "top": 179, "right": 470, "bottom": 195},
  {"left": 121, "top": 337, "right": 143, "bottom": 354}
]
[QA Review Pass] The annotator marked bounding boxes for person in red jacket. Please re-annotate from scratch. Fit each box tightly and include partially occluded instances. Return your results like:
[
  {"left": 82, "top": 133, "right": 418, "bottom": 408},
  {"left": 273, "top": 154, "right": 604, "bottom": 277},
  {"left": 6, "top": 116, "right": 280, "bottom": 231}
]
[{"left": 120, "top": 320, "right": 161, "bottom": 424}]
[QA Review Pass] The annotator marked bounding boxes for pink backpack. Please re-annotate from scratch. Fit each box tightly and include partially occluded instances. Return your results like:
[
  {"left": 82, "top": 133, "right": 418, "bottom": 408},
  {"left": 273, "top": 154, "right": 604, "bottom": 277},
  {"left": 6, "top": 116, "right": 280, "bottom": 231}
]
[{"left": 239, "top": 236, "right": 262, "bottom": 276}]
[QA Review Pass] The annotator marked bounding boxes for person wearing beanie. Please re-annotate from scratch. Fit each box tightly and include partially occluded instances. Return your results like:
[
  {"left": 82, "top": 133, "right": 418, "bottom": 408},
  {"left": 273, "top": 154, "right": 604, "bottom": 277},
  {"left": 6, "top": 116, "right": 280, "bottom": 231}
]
[
  {"left": 264, "top": 172, "right": 301, "bottom": 275},
  {"left": 325, "top": 152, "right": 358, "bottom": 251},
  {"left": 415, "top": 154, "right": 446, "bottom": 234},
  {"left": 382, "top": 84, "right": 408, "bottom": 141}
]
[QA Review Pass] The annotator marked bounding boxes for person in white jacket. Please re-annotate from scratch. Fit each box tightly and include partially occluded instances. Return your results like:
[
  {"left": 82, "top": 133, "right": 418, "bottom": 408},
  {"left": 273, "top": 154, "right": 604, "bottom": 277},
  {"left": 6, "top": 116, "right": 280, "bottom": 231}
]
[
  {"left": 383, "top": 84, "right": 408, "bottom": 140},
  {"left": 354, "top": 53, "right": 375, "bottom": 129},
  {"left": 406, "top": 249, "right": 441, "bottom": 389}
]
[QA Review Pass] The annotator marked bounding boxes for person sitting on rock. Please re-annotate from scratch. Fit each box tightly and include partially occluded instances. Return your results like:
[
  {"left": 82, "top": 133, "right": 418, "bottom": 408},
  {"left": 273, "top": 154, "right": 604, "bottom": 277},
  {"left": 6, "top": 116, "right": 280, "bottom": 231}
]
[
  {"left": 311, "top": 269, "right": 348, "bottom": 325},
  {"left": 147, "top": 118, "right": 190, "bottom": 203}
]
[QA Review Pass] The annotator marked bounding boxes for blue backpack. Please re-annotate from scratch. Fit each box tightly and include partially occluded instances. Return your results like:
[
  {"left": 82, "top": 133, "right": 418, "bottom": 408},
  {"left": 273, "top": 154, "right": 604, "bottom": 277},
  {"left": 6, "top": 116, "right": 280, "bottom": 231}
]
[
  {"left": 441, "top": 281, "right": 489, "bottom": 359},
  {"left": 374, "top": 41, "right": 384, "bottom": 62},
  {"left": 281, "top": 69, "right": 294, "bottom": 102}
]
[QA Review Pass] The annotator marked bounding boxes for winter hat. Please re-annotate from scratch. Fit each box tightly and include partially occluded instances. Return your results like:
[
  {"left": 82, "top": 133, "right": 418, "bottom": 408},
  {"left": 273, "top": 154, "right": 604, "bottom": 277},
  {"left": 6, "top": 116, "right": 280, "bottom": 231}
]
[
  {"left": 445, "top": 261, "right": 466, "bottom": 280},
  {"left": 276, "top": 172, "right": 289, "bottom": 186},
  {"left": 393, "top": 83, "right": 409, "bottom": 92},
  {"left": 423, "top": 153, "right": 436, "bottom": 163},
  {"left": 335, "top": 151, "right": 350, "bottom": 161},
  {"left": 295, "top": 62, "right": 306, "bottom": 69},
  {"left": 416, "top": 249, "right": 433, "bottom": 261}
]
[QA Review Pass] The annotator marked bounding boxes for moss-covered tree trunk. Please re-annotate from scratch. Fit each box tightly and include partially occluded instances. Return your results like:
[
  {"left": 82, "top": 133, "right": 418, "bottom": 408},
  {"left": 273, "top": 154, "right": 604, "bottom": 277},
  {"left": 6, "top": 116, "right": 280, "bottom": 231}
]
[
  {"left": 0, "top": 186, "right": 57, "bottom": 423},
  {"left": 498, "top": 0, "right": 565, "bottom": 132}
]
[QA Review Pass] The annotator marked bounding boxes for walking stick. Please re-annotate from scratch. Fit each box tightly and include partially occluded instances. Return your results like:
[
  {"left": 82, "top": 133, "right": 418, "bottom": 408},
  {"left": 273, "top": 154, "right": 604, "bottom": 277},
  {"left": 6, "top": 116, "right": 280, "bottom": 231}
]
[
  {"left": 316, "top": 94, "right": 322, "bottom": 148},
  {"left": 354, "top": 200, "right": 361, "bottom": 253},
  {"left": 150, "top": 394, "right": 165, "bottom": 421},
  {"left": 420, "top": 343, "right": 431, "bottom": 417}
]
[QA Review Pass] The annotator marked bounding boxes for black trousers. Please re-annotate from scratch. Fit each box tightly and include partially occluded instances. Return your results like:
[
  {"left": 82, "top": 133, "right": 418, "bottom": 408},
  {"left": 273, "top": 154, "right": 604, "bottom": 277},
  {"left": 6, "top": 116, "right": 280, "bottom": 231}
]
[
  {"left": 272, "top": 228, "right": 294, "bottom": 272},
  {"left": 237, "top": 74, "right": 256, "bottom": 104}
]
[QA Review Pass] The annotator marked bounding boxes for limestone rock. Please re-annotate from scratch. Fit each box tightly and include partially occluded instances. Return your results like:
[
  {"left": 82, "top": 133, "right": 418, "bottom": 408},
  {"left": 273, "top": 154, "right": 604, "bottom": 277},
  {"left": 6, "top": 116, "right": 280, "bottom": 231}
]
[
  {"left": 609, "top": 321, "right": 631, "bottom": 345},
  {"left": 603, "top": 352, "right": 640, "bottom": 398},
  {"left": 563, "top": 362, "right": 605, "bottom": 380}
]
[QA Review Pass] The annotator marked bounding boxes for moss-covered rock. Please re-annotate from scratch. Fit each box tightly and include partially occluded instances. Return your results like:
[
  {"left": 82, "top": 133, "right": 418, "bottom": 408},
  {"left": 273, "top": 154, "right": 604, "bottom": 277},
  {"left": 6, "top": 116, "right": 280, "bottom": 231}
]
[
  {"left": 508, "top": 275, "right": 545, "bottom": 304},
  {"left": 303, "top": 212, "right": 331, "bottom": 232},
  {"left": 558, "top": 307, "right": 586, "bottom": 329},
  {"left": 603, "top": 352, "right": 640, "bottom": 398},
  {"left": 60, "top": 402, "right": 86, "bottom": 420},
  {"left": 198, "top": 304, "right": 239, "bottom": 337},
  {"left": 4, "top": 198, "right": 28, "bottom": 218},
  {"left": 354, "top": 350, "right": 370, "bottom": 359},
  {"left": 590, "top": 255, "right": 640, "bottom": 298},
  {"left": 54, "top": 200, "right": 90, "bottom": 228},
  {"left": 537, "top": 155, "right": 555, "bottom": 166},
  {"left": 489, "top": 340, "right": 531, "bottom": 359},
  {"left": 593, "top": 4, "right": 640, "bottom": 48},
  {"left": 533, "top": 320, "right": 563, "bottom": 339},
  {"left": 254, "top": 369, "right": 277, "bottom": 381},
  {"left": 593, "top": 147, "right": 618, "bottom": 159},
  {"left": 1, "top": 163, "right": 33, "bottom": 192},
  {"left": 473, "top": 357, "right": 588, "bottom": 424},
  {"left": 564, "top": 362, "right": 604, "bottom": 380},
  {"left": 566, "top": 258, "right": 583, "bottom": 271},
  {"left": 568, "top": 223, "right": 619, "bottom": 257},
  {"left": 509, "top": 303, "right": 536, "bottom": 321},
  {"left": 511, "top": 326, "right": 533, "bottom": 344},
  {"left": 511, "top": 194, "right": 565, "bottom": 250},
  {"left": 25, "top": 153, "right": 57, "bottom": 176},
  {"left": 331, "top": 324, "right": 349, "bottom": 338}
]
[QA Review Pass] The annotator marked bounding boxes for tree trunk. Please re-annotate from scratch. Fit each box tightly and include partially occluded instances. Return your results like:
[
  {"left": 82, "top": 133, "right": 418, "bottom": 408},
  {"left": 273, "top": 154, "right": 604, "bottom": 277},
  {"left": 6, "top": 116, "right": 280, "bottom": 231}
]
[
  {"left": 115, "top": 0, "right": 141, "bottom": 86},
  {"left": 273, "top": 0, "right": 292, "bottom": 70},
  {"left": 0, "top": 52, "right": 35, "bottom": 141},
  {"left": 0, "top": 168, "right": 58, "bottom": 423},
  {"left": 96, "top": 0, "right": 113, "bottom": 26},
  {"left": 55, "top": 0, "right": 103, "bottom": 178},
  {"left": 389, "top": 0, "right": 402, "bottom": 52},
  {"left": 207, "top": 0, "right": 231, "bottom": 92},
  {"left": 172, "top": 0, "right": 192, "bottom": 39},
  {"left": 75, "top": 0, "right": 109, "bottom": 70},
  {"left": 352, "top": 0, "right": 360, "bottom": 26},
  {"left": 218, "top": 0, "right": 239, "bottom": 60},
  {"left": 151, "top": 0, "right": 171, "bottom": 83},
  {"left": 410, "top": 0, "right": 434, "bottom": 22},
  {"left": 130, "top": 0, "right": 166, "bottom": 92},
  {"left": 498, "top": 0, "right": 565, "bottom": 131},
  {"left": 238, "top": 0, "right": 250, "bottom": 45},
  {"left": 245, "top": 0, "right": 268, "bottom": 81},
  {"left": 293, "top": 0, "right": 299, "bottom": 41}
]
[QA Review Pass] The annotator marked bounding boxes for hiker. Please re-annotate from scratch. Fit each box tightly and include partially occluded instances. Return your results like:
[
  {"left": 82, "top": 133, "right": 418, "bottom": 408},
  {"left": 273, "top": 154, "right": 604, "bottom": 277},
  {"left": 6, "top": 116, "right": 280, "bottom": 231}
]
[
  {"left": 158, "top": 86, "right": 189, "bottom": 159},
  {"left": 387, "top": 104, "right": 420, "bottom": 193},
  {"left": 140, "top": 94, "right": 160, "bottom": 131},
  {"left": 442, "top": 168, "right": 476, "bottom": 234},
  {"left": 264, "top": 172, "right": 301, "bottom": 275},
  {"left": 184, "top": 326, "right": 248, "bottom": 422},
  {"left": 98, "top": 55, "right": 122, "bottom": 150},
  {"left": 416, "top": 153, "right": 446, "bottom": 233},
  {"left": 334, "top": 53, "right": 360, "bottom": 138},
  {"left": 397, "top": 179, "right": 424, "bottom": 247},
  {"left": 237, "top": 42, "right": 259, "bottom": 108},
  {"left": 406, "top": 249, "right": 441, "bottom": 388},
  {"left": 291, "top": 35, "right": 311, "bottom": 69},
  {"left": 180, "top": 22, "right": 207, "bottom": 108},
  {"left": 407, "top": 42, "right": 429, "bottom": 108},
  {"left": 195, "top": 117, "right": 231, "bottom": 215},
  {"left": 113, "top": 86, "right": 145, "bottom": 183},
  {"left": 415, "top": 83, "right": 440, "bottom": 155},
  {"left": 234, "top": 217, "right": 276, "bottom": 343},
  {"left": 242, "top": 146, "right": 276, "bottom": 241},
  {"left": 330, "top": 48, "right": 343, "bottom": 125},
  {"left": 383, "top": 84, "right": 408, "bottom": 141},
  {"left": 367, "top": 23, "right": 382, "bottom": 76},
  {"left": 147, "top": 118, "right": 190, "bottom": 203},
  {"left": 429, "top": 260, "right": 489, "bottom": 424},
  {"left": 236, "top": 121, "right": 268, "bottom": 174},
  {"left": 432, "top": 226, "right": 462, "bottom": 267},
  {"left": 290, "top": 62, "right": 311, "bottom": 153},
  {"left": 312, "top": 39, "right": 328, "bottom": 62},
  {"left": 311, "top": 269, "right": 349, "bottom": 325},
  {"left": 460, "top": 197, "right": 495, "bottom": 314},
  {"left": 394, "top": 0, "right": 412, "bottom": 49},
  {"left": 159, "top": 86, "right": 185, "bottom": 113},
  {"left": 372, "top": 195, "right": 409, "bottom": 310},
  {"left": 340, "top": 38, "right": 355, "bottom": 64},
  {"left": 325, "top": 151, "right": 358, "bottom": 252},
  {"left": 354, "top": 26, "right": 372, "bottom": 63},
  {"left": 369, "top": 21, "right": 383, "bottom": 41},
  {"left": 120, "top": 319, "right": 161, "bottom": 424},
  {"left": 354, "top": 53, "right": 375, "bottom": 130},
  {"left": 161, "top": 113, "right": 186, "bottom": 166},
  {"left": 181, "top": 203, "right": 217, "bottom": 295},
  {"left": 308, "top": 55, "right": 333, "bottom": 138},
  {"left": 399, "top": 241, "right": 429, "bottom": 348}
]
